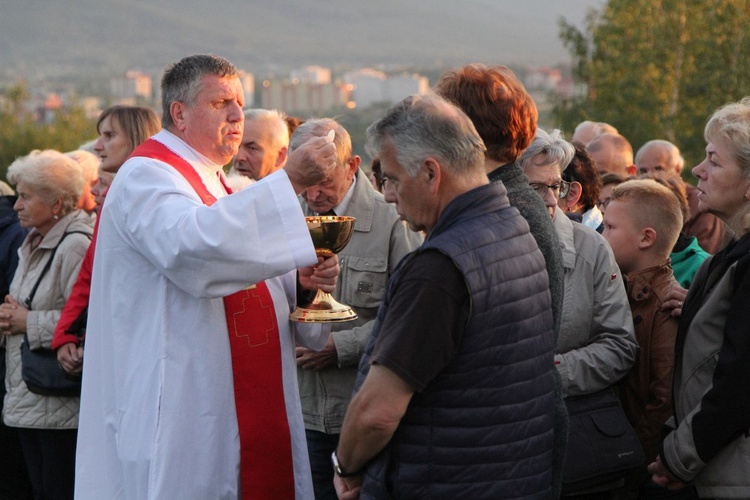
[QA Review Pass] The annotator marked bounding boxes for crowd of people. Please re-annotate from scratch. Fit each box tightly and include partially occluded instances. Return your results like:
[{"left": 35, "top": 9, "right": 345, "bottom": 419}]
[{"left": 0, "top": 53, "right": 749, "bottom": 500}]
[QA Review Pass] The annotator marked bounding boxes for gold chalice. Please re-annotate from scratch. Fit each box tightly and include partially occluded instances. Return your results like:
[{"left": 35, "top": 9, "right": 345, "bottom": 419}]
[{"left": 290, "top": 216, "right": 358, "bottom": 323}]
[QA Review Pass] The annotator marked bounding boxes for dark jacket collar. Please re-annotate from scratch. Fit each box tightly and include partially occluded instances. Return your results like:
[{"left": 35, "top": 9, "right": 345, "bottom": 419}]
[
  {"left": 487, "top": 162, "right": 520, "bottom": 184},
  {"left": 427, "top": 182, "right": 509, "bottom": 243}
]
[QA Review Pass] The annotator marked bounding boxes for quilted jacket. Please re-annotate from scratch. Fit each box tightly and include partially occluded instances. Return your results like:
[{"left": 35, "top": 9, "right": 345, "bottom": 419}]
[
  {"left": 354, "top": 182, "right": 556, "bottom": 499},
  {"left": 2, "top": 210, "right": 93, "bottom": 429}
]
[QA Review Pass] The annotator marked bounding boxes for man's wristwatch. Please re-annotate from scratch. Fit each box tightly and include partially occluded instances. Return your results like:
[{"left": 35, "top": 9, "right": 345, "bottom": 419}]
[{"left": 331, "top": 449, "right": 362, "bottom": 478}]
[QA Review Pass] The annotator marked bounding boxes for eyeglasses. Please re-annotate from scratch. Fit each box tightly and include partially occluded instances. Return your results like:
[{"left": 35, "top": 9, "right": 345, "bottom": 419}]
[{"left": 529, "top": 180, "right": 570, "bottom": 199}]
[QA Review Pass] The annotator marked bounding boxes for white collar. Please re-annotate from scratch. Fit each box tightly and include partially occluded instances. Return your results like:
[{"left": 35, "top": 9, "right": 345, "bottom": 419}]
[{"left": 152, "top": 130, "right": 228, "bottom": 198}]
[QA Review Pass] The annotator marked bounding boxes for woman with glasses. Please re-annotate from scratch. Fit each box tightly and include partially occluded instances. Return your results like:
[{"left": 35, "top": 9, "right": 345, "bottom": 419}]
[{"left": 518, "top": 128, "right": 637, "bottom": 497}]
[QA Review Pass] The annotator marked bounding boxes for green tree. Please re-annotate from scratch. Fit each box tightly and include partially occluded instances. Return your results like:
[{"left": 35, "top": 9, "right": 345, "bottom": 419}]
[
  {"left": 556, "top": 0, "right": 750, "bottom": 170},
  {"left": 0, "top": 83, "right": 96, "bottom": 181}
]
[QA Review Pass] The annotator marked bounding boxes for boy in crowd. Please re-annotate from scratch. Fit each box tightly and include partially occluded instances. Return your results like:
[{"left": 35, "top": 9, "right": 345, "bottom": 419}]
[{"left": 602, "top": 179, "right": 683, "bottom": 496}]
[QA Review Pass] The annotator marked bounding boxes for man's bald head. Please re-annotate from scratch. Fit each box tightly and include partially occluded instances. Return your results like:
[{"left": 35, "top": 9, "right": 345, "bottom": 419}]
[
  {"left": 587, "top": 133, "right": 636, "bottom": 177},
  {"left": 635, "top": 139, "right": 684, "bottom": 176},
  {"left": 572, "top": 120, "right": 618, "bottom": 147}
]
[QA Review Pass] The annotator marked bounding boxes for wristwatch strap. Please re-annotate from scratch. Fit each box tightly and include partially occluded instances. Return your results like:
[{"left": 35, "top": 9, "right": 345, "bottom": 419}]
[{"left": 331, "top": 449, "right": 363, "bottom": 478}]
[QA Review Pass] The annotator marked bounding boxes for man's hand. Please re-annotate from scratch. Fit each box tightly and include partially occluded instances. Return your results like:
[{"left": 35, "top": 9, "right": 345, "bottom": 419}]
[
  {"left": 57, "top": 342, "right": 84, "bottom": 375},
  {"left": 285, "top": 132, "right": 338, "bottom": 194},
  {"left": 296, "top": 335, "right": 337, "bottom": 371},
  {"left": 648, "top": 455, "right": 686, "bottom": 491},
  {"left": 660, "top": 284, "right": 688, "bottom": 318},
  {"left": 335, "top": 365, "right": 413, "bottom": 497},
  {"left": 334, "top": 473, "right": 362, "bottom": 500},
  {"left": 299, "top": 254, "right": 339, "bottom": 293},
  {"left": 0, "top": 295, "right": 28, "bottom": 335}
]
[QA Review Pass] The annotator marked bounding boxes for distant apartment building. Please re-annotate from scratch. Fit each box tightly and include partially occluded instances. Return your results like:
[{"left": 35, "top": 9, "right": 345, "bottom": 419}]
[
  {"left": 290, "top": 65, "right": 332, "bottom": 85},
  {"left": 34, "top": 93, "right": 64, "bottom": 123},
  {"left": 384, "top": 73, "right": 429, "bottom": 103},
  {"left": 111, "top": 71, "right": 152, "bottom": 102},
  {"left": 521, "top": 66, "right": 582, "bottom": 112},
  {"left": 524, "top": 67, "right": 563, "bottom": 92},
  {"left": 344, "top": 68, "right": 429, "bottom": 108},
  {"left": 554, "top": 78, "right": 586, "bottom": 99},
  {"left": 344, "top": 69, "right": 387, "bottom": 108},
  {"left": 21, "top": 90, "right": 101, "bottom": 124},
  {"left": 260, "top": 79, "right": 349, "bottom": 114},
  {"left": 80, "top": 96, "right": 103, "bottom": 120},
  {"left": 238, "top": 70, "right": 255, "bottom": 108}
]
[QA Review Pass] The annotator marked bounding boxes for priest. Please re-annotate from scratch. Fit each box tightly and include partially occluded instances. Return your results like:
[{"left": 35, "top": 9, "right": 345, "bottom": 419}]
[{"left": 75, "top": 54, "right": 339, "bottom": 500}]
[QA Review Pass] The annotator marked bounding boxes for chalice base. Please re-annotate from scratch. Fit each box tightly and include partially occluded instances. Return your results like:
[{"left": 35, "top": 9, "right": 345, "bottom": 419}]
[{"left": 290, "top": 290, "right": 358, "bottom": 323}]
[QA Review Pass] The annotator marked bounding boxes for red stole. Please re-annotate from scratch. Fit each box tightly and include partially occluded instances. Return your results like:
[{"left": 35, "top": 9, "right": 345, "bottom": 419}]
[{"left": 129, "top": 140, "right": 296, "bottom": 499}]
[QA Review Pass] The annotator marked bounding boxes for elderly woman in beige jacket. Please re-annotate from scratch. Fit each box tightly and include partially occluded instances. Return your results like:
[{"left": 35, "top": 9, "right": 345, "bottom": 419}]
[{"left": 0, "top": 150, "right": 93, "bottom": 500}]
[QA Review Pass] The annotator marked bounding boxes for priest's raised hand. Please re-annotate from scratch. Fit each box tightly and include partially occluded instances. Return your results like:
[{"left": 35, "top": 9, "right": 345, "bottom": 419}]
[{"left": 284, "top": 129, "right": 338, "bottom": 193}]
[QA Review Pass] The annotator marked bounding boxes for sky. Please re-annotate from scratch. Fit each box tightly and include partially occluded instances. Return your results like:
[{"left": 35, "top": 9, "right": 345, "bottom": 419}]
[{"left": 0, "top": 0, "right": 607, "bottom": 80}]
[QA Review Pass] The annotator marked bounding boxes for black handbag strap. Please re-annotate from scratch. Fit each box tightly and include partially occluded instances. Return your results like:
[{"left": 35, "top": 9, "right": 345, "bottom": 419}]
[{"left": 24, "top": 230, "right": 92, "bottom": 311}]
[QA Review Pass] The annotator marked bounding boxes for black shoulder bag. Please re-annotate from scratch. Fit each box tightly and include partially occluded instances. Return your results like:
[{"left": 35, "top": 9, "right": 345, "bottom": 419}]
[
  {"left": 20, "top": 231, "right": 91, "bottom": 397},
  {"left": 561, "top": 387, "right": 645, "bottom": 495}
]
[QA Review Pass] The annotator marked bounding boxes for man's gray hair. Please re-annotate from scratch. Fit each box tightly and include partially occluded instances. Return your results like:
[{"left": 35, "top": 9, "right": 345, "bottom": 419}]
[
  {"left": 161, "top": 54, "right": 239, "bottom": 129},
  {"left": 518, "top": 128, "right": 576, "bottom": 173},
  {"left": 244, "top": 108, "right": 285, "bottom": 122},
  {"left": 290, "top": 118, "right": 352, "bottom": 167},
  {"left": 244, "top": 108, "right": 290, "bottom": 150},
  {"left": 635, "top": 139, "right": 685, "bottom": 171},
  {"left": 365, "top": 92, "right": 486, "bottom": 177}
]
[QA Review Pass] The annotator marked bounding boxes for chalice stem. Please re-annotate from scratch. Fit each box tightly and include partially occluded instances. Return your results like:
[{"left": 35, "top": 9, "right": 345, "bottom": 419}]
[
  {"left": 310, "top": 290, "right": 345, "bottom": 311},
  {"left": 290, "top": 215, "right": 358, "bottom": 323}
]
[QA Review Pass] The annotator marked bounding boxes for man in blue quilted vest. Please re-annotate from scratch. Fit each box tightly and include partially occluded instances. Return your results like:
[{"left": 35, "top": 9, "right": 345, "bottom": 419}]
[{"left": 333, "top": 93, "right": 557, "bottom": 499}]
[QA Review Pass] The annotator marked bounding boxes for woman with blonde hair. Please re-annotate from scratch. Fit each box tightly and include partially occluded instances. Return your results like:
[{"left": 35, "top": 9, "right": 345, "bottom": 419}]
[
  {"left": 649, "top": 97, "right": 750, "bottom": 498},
  {"left": 53, "top": 105, "right": 160, "bottom": 376},
  {"left": 0, "top": 150, "right": 94, "bottom": 499}
]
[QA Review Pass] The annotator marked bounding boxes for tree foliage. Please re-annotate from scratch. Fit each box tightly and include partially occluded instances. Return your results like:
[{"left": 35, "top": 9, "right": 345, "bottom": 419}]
[
  {"left": 555, "top": 0, "right": 750, "bottom": 169},
  {"left": 0, "top": 83, "right": 96, "bottom": 182}
]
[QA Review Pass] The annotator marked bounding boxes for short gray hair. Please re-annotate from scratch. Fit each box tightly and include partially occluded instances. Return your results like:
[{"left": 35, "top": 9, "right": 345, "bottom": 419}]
[
  {"left": 365, "top": 92, "right": 486, "bottom": 177},
  {"left": 244, "top": 108, "right": 285, "bottom": 122},
  {"left": 161, "top": 54, "right": 239, "bottom": 129},
  {"left": 518, "top": 128, "right": 576, "bottom": 173},
  {"left": 245, "top": 109, "right": 290, "bottom": 151},
  {"left": 7, "top": 149, "right": 84, "bottom": 215},
  {"left": 290, "top": 118, "right": 352, "bottom": 167}
]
